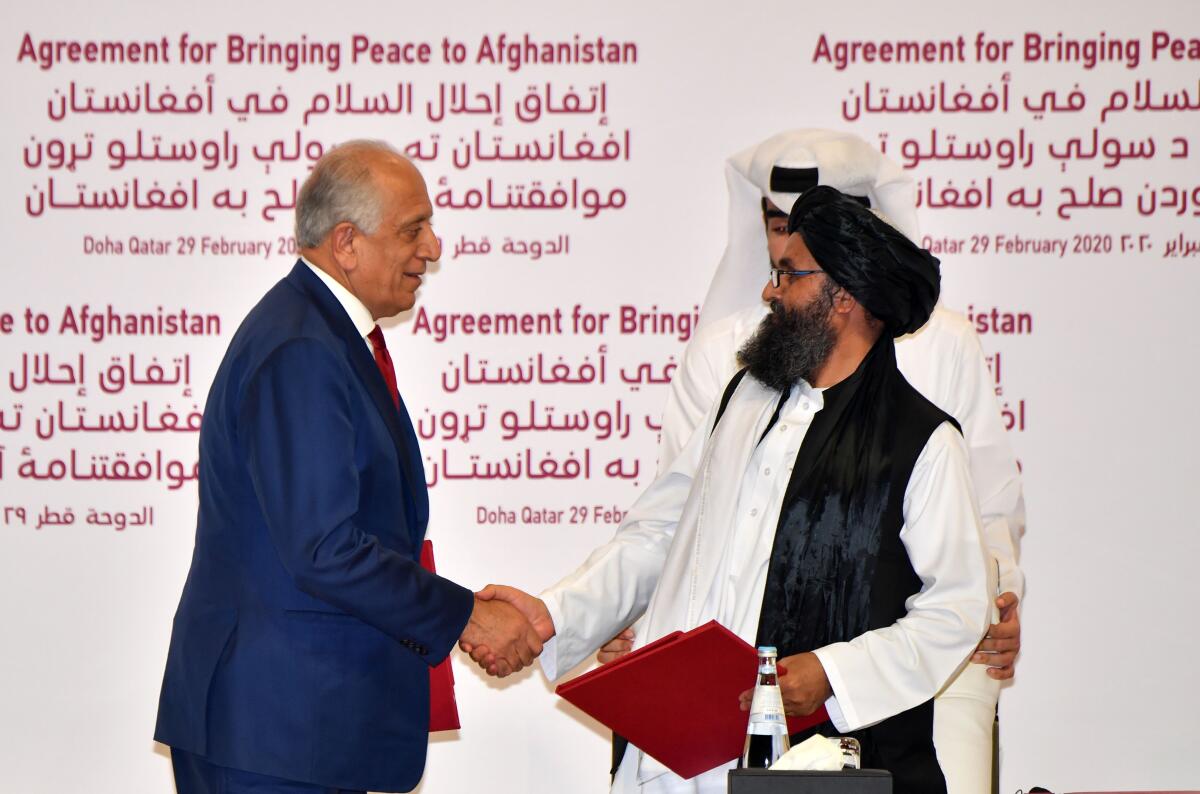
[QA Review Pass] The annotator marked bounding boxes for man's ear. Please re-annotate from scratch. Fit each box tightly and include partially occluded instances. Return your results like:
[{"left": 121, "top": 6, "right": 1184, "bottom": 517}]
[
  {"left": 831, "top": 286, "right": 858, "bottom": 316},
  {"left": 330, "top": 221, "right": 358, "bottom": 271}
]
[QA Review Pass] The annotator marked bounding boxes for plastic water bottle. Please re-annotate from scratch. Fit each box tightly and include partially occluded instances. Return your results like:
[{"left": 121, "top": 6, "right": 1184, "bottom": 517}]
[{"left": 740, "top": 646, "right": 791, "bottom": 768}]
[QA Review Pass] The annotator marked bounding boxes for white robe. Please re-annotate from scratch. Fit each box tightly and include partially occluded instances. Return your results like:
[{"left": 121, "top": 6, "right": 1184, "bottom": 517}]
[{"left": 540, "top": 372, "right": 992, "bottom": 793}]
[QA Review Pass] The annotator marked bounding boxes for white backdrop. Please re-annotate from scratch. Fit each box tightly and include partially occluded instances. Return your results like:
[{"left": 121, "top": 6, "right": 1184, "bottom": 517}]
[{"left": 2, "top": 1, "right": 1198, "bottom": 792}]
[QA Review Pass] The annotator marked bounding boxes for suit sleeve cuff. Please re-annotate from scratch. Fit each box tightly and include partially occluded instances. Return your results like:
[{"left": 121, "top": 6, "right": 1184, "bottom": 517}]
[{"left": 426, "top": 578, "right": 476, "bottom": 666}]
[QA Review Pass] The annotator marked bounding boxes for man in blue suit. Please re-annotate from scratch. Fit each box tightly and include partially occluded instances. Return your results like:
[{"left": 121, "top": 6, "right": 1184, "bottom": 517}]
[{"left": 155, "top": 140, "right": 542, "bottom": 793}]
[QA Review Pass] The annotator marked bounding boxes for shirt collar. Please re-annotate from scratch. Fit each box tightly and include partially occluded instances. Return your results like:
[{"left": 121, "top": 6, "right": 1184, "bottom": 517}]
[
  {"left": 302, "top": 256, "right": 375, "bottom": 340},
  {"left": 796, "top": 379, "right": 826, "bottom": 410}
]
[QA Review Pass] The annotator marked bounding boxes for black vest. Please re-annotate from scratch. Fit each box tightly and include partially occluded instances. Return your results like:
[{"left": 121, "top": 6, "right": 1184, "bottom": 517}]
[{"left": 750, "top": 339, "right": 958, "bottom": 794}]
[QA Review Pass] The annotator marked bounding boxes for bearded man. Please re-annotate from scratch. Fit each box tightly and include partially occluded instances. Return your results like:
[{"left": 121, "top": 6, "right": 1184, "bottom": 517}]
[{"left": 475, "top": 186, "right": 991, "bottom": 793}]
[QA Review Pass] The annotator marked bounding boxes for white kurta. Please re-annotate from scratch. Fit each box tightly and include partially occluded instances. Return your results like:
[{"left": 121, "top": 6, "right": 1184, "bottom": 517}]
[{"left": 540, "top": 374, "right": 991, "bottom": 794}]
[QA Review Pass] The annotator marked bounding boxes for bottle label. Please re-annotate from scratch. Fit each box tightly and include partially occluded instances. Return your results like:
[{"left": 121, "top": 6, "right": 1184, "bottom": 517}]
[{"left": 748, "top": 686, "right": 786, "bottom": 724}]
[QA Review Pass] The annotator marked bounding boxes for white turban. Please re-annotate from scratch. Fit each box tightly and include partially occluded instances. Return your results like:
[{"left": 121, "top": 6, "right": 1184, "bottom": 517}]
[{"left": 697, "top": 129, "right": 918, "bottom": 328}]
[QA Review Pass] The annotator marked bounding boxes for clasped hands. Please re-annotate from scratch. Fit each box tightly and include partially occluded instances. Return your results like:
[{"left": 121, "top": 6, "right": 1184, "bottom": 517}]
[{"left": 458, "top": 585, "right": 555, "bottom": 678}]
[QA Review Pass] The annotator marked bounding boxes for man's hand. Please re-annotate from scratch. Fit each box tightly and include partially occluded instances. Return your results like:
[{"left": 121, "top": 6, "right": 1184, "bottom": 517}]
[
  {"left": 474, "top": 584, "right": 556, "bottom": 642},
  {"left": 459, "top": 585, "right": 554, "bottom": 677},
  {"left": 458, "top": 596, "right": 543, "bottom": 678},
  {"left": 597, "top": 628, "right": 636, "bottom": 664},
  {"left": 971, "top": 591, "right": 1020, "bottom": 679},
  {"left": 738, "top": 652, "right": 831, "bottom": 717}
]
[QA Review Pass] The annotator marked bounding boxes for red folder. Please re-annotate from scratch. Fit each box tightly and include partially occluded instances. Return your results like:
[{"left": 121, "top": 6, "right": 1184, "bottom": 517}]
[
  {"left": 420, "top": 540, "right": 461, "bottom": 732},
  {"left": 555, "top": 620, "right": 829, "bottom": 780}
]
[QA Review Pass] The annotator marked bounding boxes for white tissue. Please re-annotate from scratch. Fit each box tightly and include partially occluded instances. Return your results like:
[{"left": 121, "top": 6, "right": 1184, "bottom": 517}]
[{"left": 768, "top": 734, "right": 845, "bottom": 771}]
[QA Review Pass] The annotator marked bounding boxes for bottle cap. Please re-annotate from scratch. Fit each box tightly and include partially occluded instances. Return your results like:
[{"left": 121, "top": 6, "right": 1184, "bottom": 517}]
[{"left": 756, "top": 646, "right": 778, "bottom": 656}]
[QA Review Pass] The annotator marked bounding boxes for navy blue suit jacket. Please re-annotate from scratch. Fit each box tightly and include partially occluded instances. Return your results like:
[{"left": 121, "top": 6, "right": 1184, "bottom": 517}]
[{"left": 155, "top": 262, "right": 474, "bottom": 792}]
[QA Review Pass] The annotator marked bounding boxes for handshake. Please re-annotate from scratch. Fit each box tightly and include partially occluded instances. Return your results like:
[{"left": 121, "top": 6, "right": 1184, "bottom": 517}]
[{"left": 458, "top": 585, "right": 555, "bottom": 677}]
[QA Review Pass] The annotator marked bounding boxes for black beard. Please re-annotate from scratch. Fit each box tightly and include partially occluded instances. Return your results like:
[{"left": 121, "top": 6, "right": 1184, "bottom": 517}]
[{"left": 737, "top": 290, "right": 836, "bottom": 392}]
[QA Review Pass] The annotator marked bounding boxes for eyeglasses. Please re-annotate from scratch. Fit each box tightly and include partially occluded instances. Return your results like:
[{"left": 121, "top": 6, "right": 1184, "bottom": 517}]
[{"left": 769, "top": 268, "right": 825, "bottom": 288}]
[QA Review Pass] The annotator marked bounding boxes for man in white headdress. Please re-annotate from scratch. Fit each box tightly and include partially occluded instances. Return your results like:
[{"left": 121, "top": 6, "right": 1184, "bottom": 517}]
[{"left": 630, "top": 129, "right": 1024, "bottom": 793}]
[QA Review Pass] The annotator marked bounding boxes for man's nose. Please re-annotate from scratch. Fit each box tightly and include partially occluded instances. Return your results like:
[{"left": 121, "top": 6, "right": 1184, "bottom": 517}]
[
  {"left": 421, "top": 228, "right": 441, "bottom": 261},
  {"left": 762, "top": 277, "right": 780, "bottom": 302}
]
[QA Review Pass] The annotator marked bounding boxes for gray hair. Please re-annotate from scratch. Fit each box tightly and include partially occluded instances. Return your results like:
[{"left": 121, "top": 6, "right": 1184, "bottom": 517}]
[{"left": 294, "top": 139, "right": 401, "bottom": 248}]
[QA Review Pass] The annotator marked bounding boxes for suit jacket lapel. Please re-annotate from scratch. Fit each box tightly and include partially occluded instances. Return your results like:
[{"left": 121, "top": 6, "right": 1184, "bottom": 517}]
[{"left": 286, "top": 262, "right": 429, "bottom": 537}]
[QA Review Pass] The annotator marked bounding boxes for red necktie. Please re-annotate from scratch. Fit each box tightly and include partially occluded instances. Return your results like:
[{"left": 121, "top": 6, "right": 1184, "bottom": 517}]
[
  {"left": 367, "top": 325, "right": 400, "bottom": 410},
  {"left": 369, "top": 328, "right": 458, "bottom": 730}
]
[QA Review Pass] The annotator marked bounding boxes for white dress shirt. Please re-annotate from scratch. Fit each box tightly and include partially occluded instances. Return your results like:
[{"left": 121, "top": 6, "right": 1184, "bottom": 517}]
[{"left": 302, "top": 257, "right": 375, "bottom": 350}]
